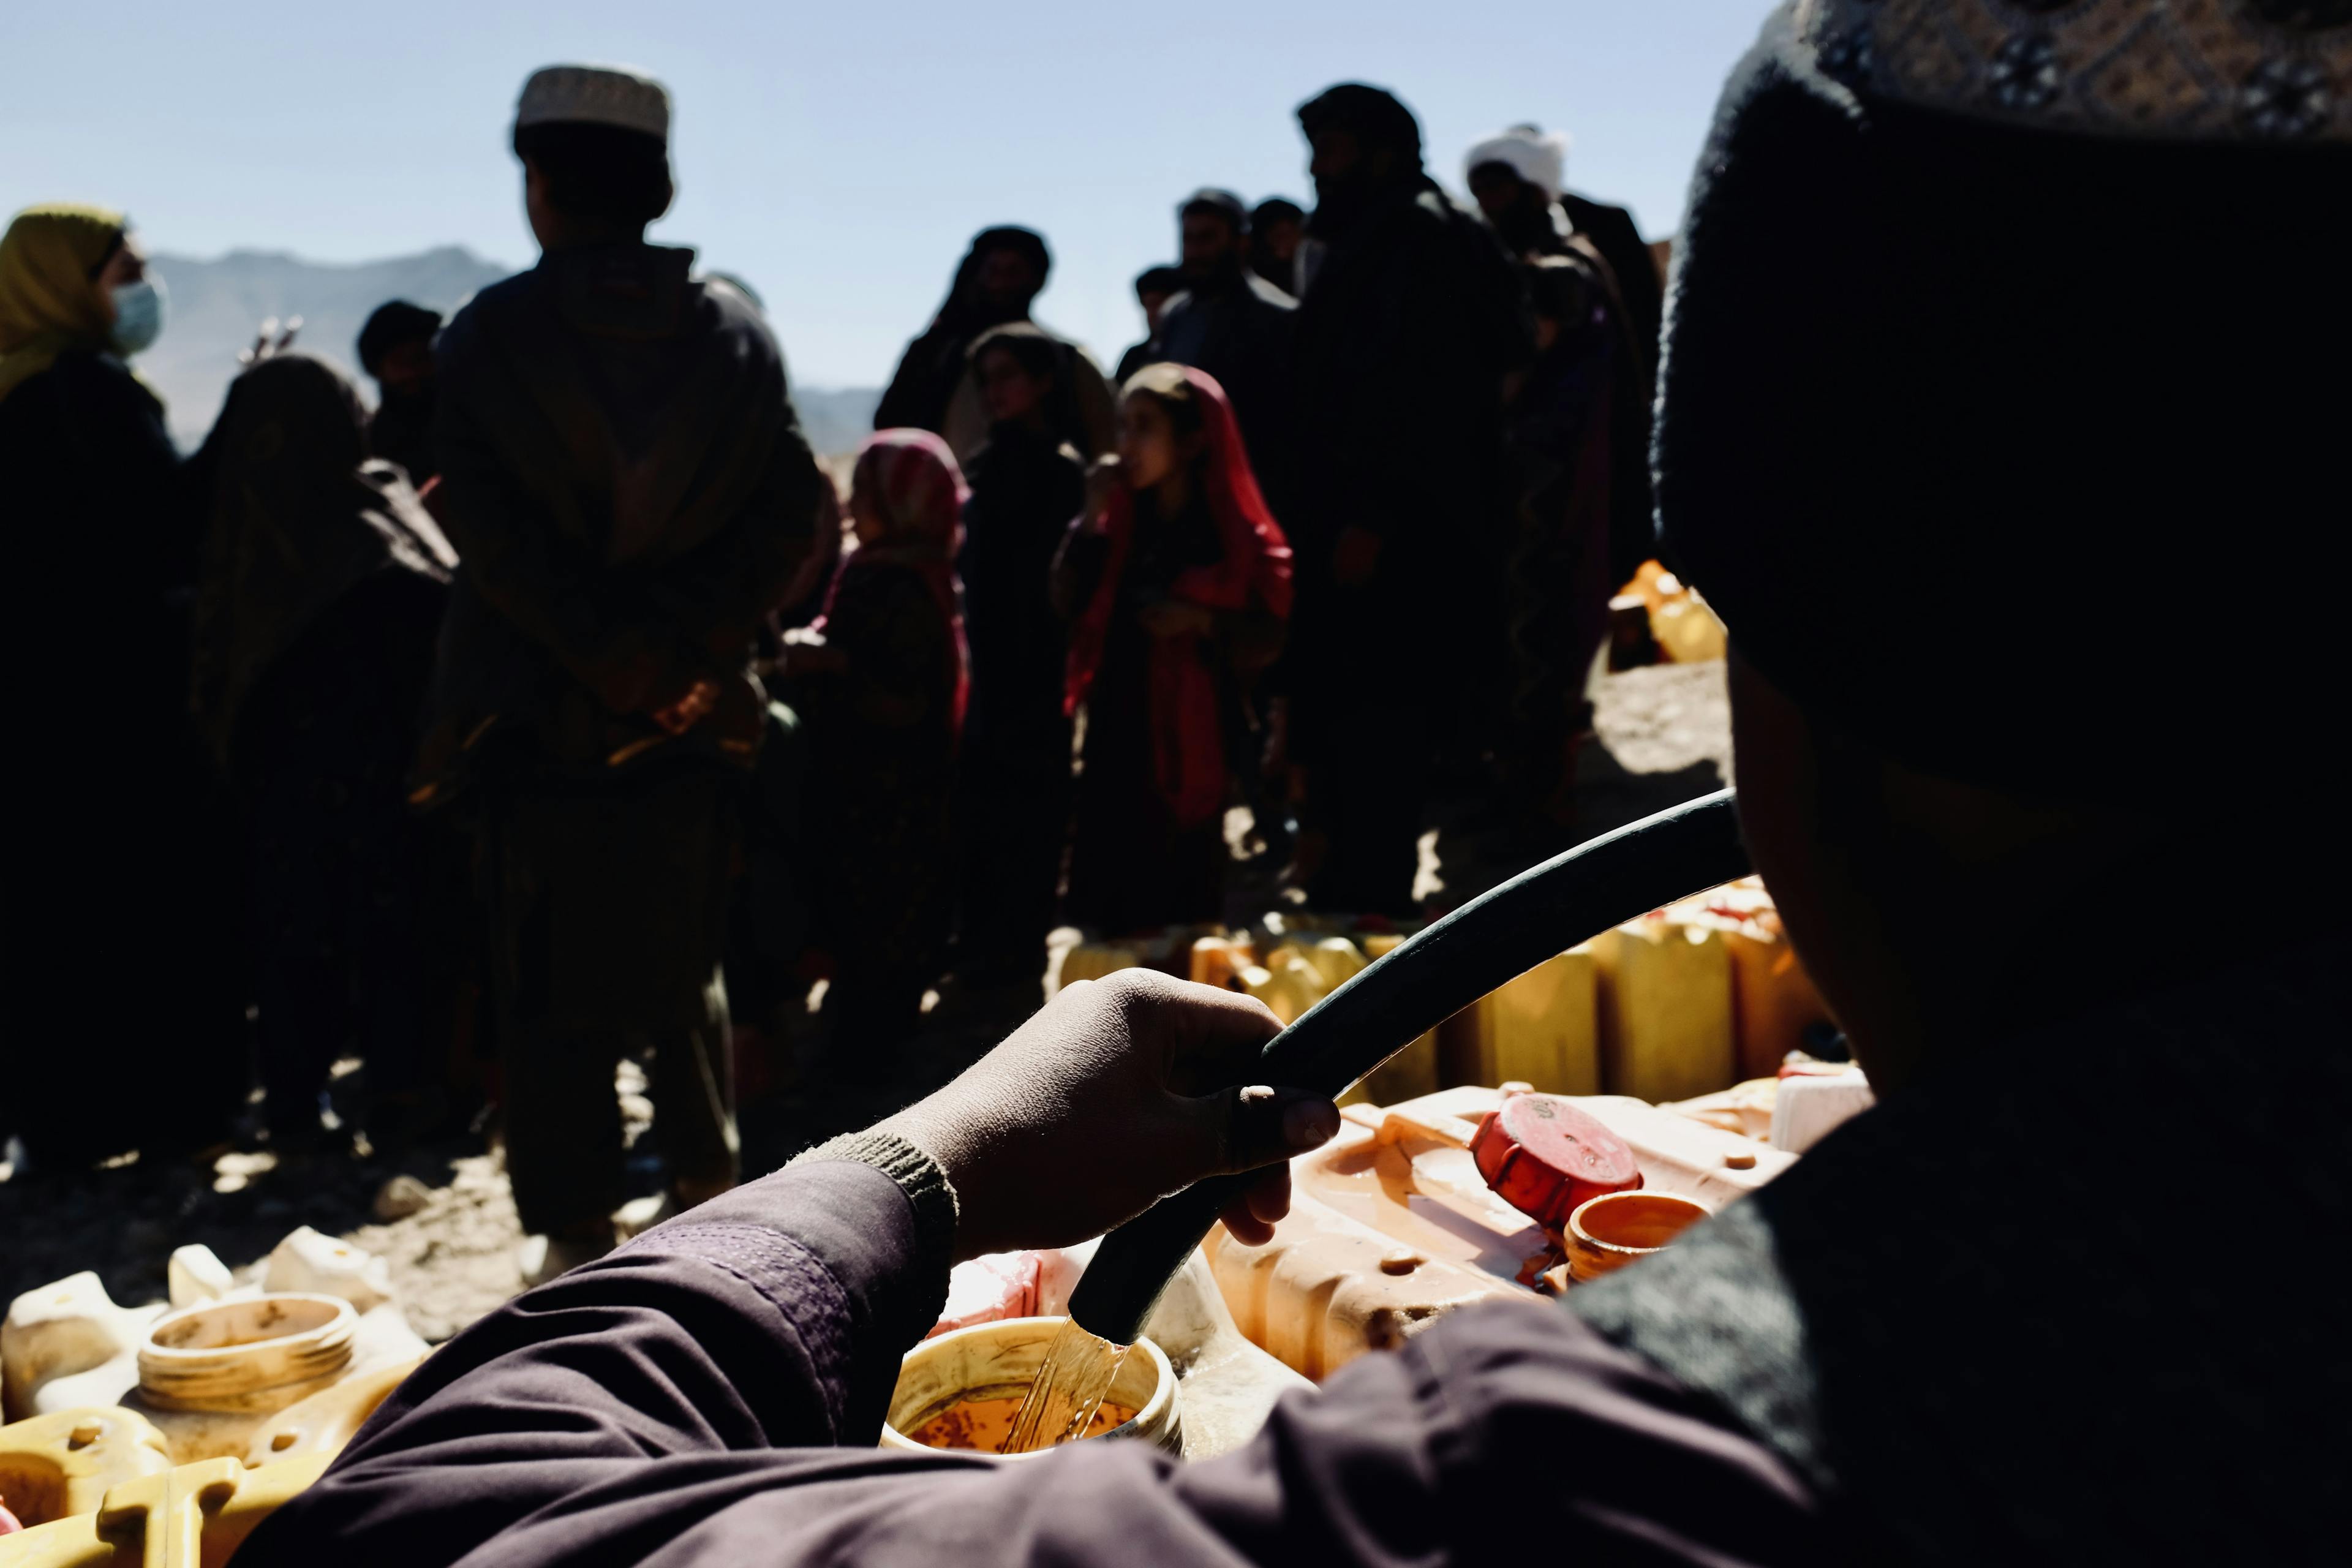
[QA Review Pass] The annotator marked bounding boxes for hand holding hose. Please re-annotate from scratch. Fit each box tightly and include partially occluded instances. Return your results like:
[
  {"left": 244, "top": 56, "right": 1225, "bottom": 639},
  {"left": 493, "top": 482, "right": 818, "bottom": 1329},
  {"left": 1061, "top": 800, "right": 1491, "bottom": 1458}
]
[{"left": 880, "top": 971, "right": 1341, "bottom": 1262}]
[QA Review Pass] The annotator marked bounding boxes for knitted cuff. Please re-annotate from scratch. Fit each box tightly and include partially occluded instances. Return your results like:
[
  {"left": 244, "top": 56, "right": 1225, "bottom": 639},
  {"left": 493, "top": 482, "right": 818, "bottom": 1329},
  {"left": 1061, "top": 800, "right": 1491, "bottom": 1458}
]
[{"left": 790, "top": 1129, "right": 960, "bottom": 1279}]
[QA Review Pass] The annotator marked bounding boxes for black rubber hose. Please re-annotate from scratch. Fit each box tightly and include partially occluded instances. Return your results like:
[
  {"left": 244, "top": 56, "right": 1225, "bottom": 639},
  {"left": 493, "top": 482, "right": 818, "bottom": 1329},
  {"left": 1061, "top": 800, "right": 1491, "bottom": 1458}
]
[{"left": 1068, "top": 788, "right": 1750, "bottom": 1344}]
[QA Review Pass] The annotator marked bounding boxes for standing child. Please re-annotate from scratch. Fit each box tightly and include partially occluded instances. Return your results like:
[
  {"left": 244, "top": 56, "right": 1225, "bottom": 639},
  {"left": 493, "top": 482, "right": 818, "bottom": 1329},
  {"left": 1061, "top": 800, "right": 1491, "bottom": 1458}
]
[
  {"left": 955, "top": 326, "right": 1086, "bottom": 990},
  {"left": 1056, "top": 364, "right": 1291, "bottom": 935},
  {"left": 780, "top": 431, "right": 968, "bottom": 1055}
]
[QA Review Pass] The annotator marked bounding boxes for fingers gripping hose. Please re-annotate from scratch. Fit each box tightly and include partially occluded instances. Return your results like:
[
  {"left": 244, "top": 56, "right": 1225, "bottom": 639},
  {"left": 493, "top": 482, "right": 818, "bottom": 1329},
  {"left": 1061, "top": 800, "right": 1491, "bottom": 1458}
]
[{"left": 1068, "top": 788, "right": 1751, "bottom": 1344}]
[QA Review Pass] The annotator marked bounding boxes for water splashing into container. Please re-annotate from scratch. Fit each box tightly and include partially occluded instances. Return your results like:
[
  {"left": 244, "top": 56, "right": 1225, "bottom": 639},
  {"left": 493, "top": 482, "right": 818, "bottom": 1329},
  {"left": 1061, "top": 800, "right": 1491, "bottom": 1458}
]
[{"left": 1000, "top": 1318, "right": 1131, "bottom": 1455}]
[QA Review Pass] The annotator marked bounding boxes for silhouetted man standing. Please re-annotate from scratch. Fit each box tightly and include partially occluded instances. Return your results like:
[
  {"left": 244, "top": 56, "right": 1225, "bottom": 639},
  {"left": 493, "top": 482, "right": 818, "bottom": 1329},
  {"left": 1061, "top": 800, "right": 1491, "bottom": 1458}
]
[
  {"left": 421, "top": 64, "right": 824, "bottom": 1282},
  {"left": 1286, "top": 84, "right": 1531, "bottom": 915}
]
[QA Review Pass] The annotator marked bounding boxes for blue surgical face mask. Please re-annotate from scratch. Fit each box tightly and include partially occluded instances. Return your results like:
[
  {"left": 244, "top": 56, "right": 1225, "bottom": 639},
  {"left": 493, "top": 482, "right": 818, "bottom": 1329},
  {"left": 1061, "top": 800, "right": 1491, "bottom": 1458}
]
[{"left": 108, "top": 276, "right": 166, "bottom": 356}]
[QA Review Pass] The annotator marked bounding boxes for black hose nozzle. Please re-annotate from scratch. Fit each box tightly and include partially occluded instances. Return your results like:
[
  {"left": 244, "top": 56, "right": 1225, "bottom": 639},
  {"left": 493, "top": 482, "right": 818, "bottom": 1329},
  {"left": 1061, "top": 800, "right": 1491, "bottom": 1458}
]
[{"left": 1067, "top": 788, "right": 1750, "bottom": 1345}]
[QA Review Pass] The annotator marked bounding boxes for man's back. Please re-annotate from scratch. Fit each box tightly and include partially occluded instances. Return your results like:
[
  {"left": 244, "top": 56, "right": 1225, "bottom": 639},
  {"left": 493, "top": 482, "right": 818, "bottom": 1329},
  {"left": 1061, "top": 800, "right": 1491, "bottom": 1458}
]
[{"left": 425, "top": 243, "right": 821, "bottom": 772}]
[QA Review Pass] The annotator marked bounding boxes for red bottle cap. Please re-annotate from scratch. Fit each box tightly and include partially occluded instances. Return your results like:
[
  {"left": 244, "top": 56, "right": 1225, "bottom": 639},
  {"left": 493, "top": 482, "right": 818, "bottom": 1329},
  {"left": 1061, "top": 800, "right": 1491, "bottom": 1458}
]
[{"left": 1472, "top": 1093, "right": 1642, "bottom": 1231}]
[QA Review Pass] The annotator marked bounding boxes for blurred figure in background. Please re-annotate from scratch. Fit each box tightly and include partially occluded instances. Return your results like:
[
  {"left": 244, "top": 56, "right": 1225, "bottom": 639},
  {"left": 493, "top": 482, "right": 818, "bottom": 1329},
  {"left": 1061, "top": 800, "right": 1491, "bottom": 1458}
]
[
  {"left": 1498, "top": 255, "right": 1621, "bottom": 833},
  {"left": 779, "top": 431, "right": 967, "bottom": 1054},
  {"left": 1466, "top": 124, "right": 1659, "bottom": 589},
  {"left": 1284, "top": 85, "right": 1531, "bottom": 917},
  {"left": 954, "top": 326, "right": 1085, "bottom": 993},
  {"left": 0, "top": 202, "right": 250, "bottom": 1171},
  {"left": 355, "top": 299, "right": 443, "bottom": 486},
  {"left": 1114, "top": 263, "right": 1184, "bottom": 385},
  {"left": 876, "top": 227, "right": 1116, "bottom": 464},
  {"left": 417, "top": 66, "right": 824, "bottom": 1280},
  {"left": 1056, "top": 366, "right": 1289, "bottom": 935},
  {"left": 1248, "top": 196, "right": 1306, "bottom": 293},
  {"left": 190, "top": 354, "right": 456, "bottom": 1152},
  {"left": 1154, "top": 189, "right": 1298, "bottom": 516}
]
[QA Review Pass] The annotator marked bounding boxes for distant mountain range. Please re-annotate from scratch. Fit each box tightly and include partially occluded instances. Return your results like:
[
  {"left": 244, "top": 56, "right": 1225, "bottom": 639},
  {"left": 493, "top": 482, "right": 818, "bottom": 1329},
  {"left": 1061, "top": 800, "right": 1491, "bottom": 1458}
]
[{"left": 145, "top": 246, "right": 879, "bottom": 456}]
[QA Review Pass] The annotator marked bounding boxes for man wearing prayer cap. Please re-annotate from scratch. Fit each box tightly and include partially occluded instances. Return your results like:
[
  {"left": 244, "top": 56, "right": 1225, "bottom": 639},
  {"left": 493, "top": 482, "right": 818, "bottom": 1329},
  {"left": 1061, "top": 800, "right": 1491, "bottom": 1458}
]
[
  {"left": 1284, "top": 81, "right": 1533, "bottom": 917},
  {"left": 415, "top": 62, "right": 828, "bottom": 1284},
  {"left": 240, "top": 8, "right": 2352, "bottom": 1566},
  {"left": 1463, "top": 123, "right": 1662, "bottom": 377}
]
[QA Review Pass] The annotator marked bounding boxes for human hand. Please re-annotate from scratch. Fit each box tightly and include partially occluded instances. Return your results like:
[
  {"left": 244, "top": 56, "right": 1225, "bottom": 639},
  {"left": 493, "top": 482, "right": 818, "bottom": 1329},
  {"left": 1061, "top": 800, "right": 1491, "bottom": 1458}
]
[
  {"left": 1083, "top": 456, "right": 1123, "bottom": 524},
  {"left": 238, "top": 315, "right": 303, "bottom": 367},
  {"left": 650, "top": 676, "right": 720, "bottom": 735},
  {"left": 880, "top": 970, "right": 1340, "bottom": 1261},
  {"left": 1332, "top": 526, "right": 1383, "bottom": 587}
]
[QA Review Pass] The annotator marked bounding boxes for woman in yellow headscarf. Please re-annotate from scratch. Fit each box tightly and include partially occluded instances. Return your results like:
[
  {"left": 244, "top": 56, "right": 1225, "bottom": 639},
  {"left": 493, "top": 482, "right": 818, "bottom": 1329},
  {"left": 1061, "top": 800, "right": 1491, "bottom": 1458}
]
[{"left": 1, "top": 202, "right": 251, "bottom": 1174}]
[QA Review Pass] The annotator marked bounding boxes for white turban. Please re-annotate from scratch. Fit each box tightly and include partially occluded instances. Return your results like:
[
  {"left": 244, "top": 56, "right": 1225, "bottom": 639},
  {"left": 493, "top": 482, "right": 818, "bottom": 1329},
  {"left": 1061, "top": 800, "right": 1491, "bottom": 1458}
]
[{"left": 1463, "top": 124, "right": 1569, "bottom": 203}]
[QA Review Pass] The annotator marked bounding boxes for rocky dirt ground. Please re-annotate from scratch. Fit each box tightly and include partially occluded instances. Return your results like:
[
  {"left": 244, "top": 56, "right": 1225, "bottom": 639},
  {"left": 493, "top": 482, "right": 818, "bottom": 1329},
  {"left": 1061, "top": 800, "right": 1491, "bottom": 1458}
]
[{"left": 0, "top": 660, "right": 1731, "bottom": 1343}]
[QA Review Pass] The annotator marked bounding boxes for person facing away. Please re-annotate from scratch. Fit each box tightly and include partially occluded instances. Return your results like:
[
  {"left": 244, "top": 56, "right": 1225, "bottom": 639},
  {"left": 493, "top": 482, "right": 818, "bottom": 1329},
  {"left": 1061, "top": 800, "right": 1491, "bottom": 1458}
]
[
  {"left": 188, "top": 353, "right": 457, "bottom": 1153},
  {"left": 875, "top": 225, "right": 1117, "bottom": 464},
  {"left": 1054, "top": 364, "right": 1291, "bottom": 935},
  {"left": 355, "top": 299, "right": 443, "bottom": 486},
  {"left": 1498, "top": 255, "right": 1620, "bottom": 831},
  {"left": 1152, "top": 189, "right": 1299, "bottom": 520},
  {"left": 233, "top": 9, "right": 2352, "bottom": 1564},
  {"left": 0, "top": 202, "right": 251, "bottom": 1170},
  {"left": 953, "top": 325, "right": 1086, "bottom": 991},
  {"left": 1283, "top": 83, "right": 1533, "bottom": 918},
  {"left": 1113, "top": 263, "right": 1185, "bottom": 386},
  {"left": 1248, "top": 195, "right": 1306, "bottom": 294},
  {"left": 417, "top": 63, "right": 826, "bottom": 1284},
  {"left": 777, "top": 430, "right": 967, "bottom": 1053},
  {"left": 1464, "top": 124, "right": 1659, "bottom": 588}
]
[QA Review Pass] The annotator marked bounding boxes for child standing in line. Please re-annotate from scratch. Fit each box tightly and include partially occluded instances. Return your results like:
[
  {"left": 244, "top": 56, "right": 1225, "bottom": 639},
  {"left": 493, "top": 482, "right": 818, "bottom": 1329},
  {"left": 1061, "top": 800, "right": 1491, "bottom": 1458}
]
[
  {"left": 779, "top": 430, "right": 968, "bottom": 1055},
  {"left": 1055, "top": 364, "right": 1291, "bottom": 935}
]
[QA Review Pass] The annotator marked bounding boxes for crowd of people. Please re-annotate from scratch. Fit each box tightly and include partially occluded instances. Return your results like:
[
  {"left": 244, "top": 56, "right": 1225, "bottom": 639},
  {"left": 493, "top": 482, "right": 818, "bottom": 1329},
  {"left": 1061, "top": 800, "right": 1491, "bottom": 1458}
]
[
  {"left": 11, "top": 1, "right": 2351, "bottom": 1558},
  {"left": 2, "top": 64, "right": 1662, "bottom": 1273}
]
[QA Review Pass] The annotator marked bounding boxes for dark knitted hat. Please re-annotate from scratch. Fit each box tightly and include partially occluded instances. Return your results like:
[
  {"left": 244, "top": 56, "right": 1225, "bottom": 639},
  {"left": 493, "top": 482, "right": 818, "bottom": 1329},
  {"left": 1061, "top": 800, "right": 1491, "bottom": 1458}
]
[{"left": 1658, "top": 2, "right": 2352, "bottom": 801}]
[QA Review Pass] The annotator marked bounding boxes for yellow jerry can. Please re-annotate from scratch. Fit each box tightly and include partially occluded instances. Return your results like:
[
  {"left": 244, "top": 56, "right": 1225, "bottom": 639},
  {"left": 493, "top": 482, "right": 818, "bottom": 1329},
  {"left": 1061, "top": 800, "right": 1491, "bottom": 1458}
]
[
  {"left": 1438, "top": 946, "right": 1600, "bottom": 1096},
  {"left": 2, "top": 1451, "right": 332, "bottom": 1568},
  {"left": 1240, "top": 954, "right": 1328, "bottom": 1028},
  {"left": 1052, "top": 940, "right": 1143, "bottom": 995},
  {"left": 1591, "top": 916, "right": 1736, "bottom": 1103},
  {"left": 1340, "top": 935, "right": 1439, "bottom": 1106},
  {"left": 1663, "top": 880, "right": 1833, "bottom": 1080},
  {"left": 1187, "top": 936, "right": 1254, "bottom": 991}
]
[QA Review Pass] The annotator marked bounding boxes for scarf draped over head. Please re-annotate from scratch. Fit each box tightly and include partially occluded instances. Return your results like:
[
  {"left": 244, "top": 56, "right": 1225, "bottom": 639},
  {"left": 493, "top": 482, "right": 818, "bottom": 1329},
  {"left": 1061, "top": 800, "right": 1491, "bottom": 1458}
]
[
  {"left": 1066, "top": 366, "right": 1293, "bottom": 827},
  {"left": 820, "top": 428, "right": 971, "bottom": 731},
  {"left": 0, "top": 203, "right": 125, "bottom": 404},
  {"left": 191, "top": 353, "right": 457, "bottom": 763}
]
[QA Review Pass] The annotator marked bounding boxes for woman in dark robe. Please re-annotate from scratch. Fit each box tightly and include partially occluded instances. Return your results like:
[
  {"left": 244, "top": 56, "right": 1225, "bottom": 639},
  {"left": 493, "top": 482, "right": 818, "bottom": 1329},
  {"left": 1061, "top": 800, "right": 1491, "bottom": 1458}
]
[
  {"left": 872, "top": 228, "right": 1052, "bottom": 438},
  {"left": 0, "top": 202, "right": 249, "bottom": 1169},
  {"left": 953, "top": 325, "right": 1086, "bottom": 990},
  {"left": 1055, "top": 364, "right": 1290, "bottom": 936},
  {"left": 190, "top": 353, "right": 457, "bottom": 1150},
  {"left": 778, "top": 431, "right": 967, "bottom": 1056}
]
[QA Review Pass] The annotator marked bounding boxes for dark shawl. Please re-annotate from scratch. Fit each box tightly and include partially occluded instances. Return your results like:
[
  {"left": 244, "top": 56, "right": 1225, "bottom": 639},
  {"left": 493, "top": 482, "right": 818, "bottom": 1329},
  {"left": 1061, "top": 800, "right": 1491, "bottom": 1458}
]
[
  {"left": 873, "top": 226, "right": 1050, "bottom": 437},
  {"left": 190, "top": 353, "right": 455, "bottom": 766}
]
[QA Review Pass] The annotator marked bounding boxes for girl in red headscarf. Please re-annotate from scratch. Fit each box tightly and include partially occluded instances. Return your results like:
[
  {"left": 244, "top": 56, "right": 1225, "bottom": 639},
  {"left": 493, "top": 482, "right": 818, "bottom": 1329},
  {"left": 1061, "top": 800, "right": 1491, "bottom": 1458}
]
[
  {"left": 1055, "top": 364, "right": 1292, "bottom": 935},
  {"left": 778, "top": 429, "right": 969, "bottom": 1055}
]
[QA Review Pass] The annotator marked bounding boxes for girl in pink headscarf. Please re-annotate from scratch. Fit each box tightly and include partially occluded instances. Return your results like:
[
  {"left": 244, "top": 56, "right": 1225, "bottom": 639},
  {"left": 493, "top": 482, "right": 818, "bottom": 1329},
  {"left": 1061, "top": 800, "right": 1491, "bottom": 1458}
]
[
  {"left": 1055, "top": 364, "right": 1291, "bottom": 935},
  {"left": 779, "top": 430, "right": 969, "bottom": 1055}
]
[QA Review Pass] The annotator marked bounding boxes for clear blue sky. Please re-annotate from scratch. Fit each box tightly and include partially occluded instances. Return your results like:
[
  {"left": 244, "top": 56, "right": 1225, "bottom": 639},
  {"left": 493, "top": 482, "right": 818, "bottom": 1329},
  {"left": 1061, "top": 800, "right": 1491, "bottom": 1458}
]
[{"left": 8, "top": 1, "right": 1773, "bottom": 388}]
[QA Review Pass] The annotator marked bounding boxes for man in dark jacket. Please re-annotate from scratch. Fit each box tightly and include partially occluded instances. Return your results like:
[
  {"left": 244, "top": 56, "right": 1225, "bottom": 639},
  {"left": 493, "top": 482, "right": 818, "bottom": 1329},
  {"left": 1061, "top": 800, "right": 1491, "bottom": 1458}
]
[
  {"left": 355, "top": 298, "right": 442, "bottom": 484},
  {"left": 418, "top": 64, "right": 825, "bottom": 1282},
  {"left": 1284, "top": 84, "right": 1532, "bottom": 916},
  {"left": 1153, "top": 189, "right": 1298, "bottom": 516},
  {"left": 240, "top": 9, "right": 2350, "bottom": 1566}
]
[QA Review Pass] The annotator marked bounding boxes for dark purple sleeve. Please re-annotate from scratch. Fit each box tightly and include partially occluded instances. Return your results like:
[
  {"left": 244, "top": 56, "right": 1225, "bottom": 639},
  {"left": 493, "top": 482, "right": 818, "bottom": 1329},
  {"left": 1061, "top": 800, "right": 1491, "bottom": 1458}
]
[{"left": 241, "top": 1163, "right": 1839, "bottom": 1567}]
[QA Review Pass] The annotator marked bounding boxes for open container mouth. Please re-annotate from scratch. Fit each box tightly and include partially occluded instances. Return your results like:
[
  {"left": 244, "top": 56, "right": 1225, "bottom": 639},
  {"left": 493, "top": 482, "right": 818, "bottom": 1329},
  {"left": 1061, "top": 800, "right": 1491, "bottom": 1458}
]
[
  {"left": 1564, "top": 1191, "right": 1712, "bottom": 1281},
  {"left": 137, "top": 1293, "right": 356, "bottom": 1414},
  {"left": 881, "top": 1317, "right": 1178, "bottom": 1461}
]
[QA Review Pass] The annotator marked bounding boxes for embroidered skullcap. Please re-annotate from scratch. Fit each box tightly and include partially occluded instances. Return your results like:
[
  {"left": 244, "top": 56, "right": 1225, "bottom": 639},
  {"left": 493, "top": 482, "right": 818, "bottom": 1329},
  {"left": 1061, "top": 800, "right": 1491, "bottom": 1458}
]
[
  {"left": 1657, "top": 2, "right": 2351, "bottom": 802},
  {"left": 514, "top": 64, "right": 671, "bottom": 143}
]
